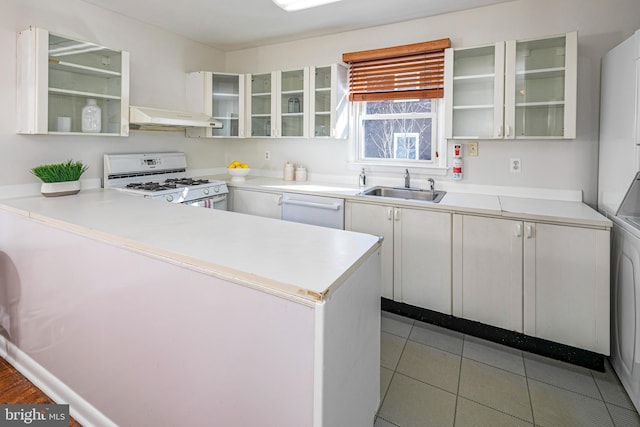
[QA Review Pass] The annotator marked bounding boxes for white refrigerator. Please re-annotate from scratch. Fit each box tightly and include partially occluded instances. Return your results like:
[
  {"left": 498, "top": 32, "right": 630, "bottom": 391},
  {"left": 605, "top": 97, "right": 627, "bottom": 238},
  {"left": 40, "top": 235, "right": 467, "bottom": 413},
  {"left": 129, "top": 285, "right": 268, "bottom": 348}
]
[
  {"left": 598, "top": 30, "right": 640, "bottom": 216},
  {"left": 598, "top": 29, "right": 640, "bottom": 412}
]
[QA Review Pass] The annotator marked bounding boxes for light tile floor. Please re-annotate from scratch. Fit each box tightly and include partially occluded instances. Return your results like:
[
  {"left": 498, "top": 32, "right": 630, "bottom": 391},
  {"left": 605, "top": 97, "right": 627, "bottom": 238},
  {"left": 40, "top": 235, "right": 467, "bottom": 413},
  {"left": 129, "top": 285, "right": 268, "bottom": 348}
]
[{"left": 376, "top": 311, "right": 640, "bottom": 427}]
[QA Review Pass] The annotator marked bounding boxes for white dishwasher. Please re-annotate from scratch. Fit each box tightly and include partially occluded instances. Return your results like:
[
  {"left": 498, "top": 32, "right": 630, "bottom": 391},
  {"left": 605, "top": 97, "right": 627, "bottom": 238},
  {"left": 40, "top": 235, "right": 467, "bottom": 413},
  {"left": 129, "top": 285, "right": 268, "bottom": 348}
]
[{"left": 281, "top": 192, "right": 344, "bottom": 229}]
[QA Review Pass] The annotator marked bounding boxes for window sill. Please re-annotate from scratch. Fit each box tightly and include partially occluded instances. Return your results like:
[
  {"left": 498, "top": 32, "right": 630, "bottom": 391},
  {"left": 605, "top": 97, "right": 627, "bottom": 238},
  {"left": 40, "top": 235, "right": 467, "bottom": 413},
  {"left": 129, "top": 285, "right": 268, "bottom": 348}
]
[{"left": 347, "top": 161, "right": 449, "bottom": 176}]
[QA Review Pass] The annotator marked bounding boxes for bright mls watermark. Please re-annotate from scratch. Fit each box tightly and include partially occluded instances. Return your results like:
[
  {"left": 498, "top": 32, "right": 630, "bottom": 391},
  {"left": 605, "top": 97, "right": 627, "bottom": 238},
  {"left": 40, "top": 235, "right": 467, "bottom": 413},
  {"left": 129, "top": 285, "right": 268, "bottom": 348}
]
[{"left": 0, "top": 405, "right": 68, "bottom": 426}]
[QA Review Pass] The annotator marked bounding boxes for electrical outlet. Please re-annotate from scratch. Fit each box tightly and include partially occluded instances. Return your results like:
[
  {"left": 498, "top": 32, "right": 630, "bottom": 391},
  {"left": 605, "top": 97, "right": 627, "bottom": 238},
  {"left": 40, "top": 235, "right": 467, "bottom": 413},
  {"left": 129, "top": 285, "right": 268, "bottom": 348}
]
[
  {"left": 510, "top": 158, "right": 522, "bottom": 173},
  {"left": 467, "top": 142, "right": 478, "bottom": 157},
  {"left": 265, "top": 151, "right": 270, "bottom": 160}
]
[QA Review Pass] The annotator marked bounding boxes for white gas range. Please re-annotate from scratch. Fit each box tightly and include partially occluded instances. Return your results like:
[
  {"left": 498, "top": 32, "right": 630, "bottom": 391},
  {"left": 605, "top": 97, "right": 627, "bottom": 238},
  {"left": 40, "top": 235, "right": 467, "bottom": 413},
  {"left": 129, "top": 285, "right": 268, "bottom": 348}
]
[{"left": 103, "top": 152, "right": 228, "bottom": 210}]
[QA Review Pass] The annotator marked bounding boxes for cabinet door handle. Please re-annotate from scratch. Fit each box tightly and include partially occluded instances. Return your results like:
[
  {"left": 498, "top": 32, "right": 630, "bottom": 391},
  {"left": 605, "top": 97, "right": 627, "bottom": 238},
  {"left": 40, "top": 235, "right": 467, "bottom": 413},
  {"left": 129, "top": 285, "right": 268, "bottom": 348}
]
[
  {"left": 394, "top": 209, "right": 400, "bottom": 222},
  {"left": 515, "top": 223, "right": 522, "bottom": 237},
  {"left": 526, "top": 224, "right": 533, "bottom": 238},
  {"left": 386, "top": 208, "right": 393, "bottom": 221},
  {"left": 498, "top": 125, "right": 503, "bottom": 137},
  {"left": 278, "top": 196, "right": 283, "bottom": 206},
  {"left": 506, "top": 125, "right": 512, "bottom": 137}
]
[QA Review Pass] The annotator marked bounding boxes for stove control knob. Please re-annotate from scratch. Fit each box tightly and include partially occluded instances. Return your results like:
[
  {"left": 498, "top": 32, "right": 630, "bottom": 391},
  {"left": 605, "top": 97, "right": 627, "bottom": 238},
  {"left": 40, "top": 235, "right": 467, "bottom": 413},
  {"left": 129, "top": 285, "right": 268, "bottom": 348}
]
[
  {"left": 213, "top": 185, "right": 220, "bottom": 193},
  {"left": 203, "top": 188, "right": 210, "bottom": 195},
  {"left": 166, "top": 194, "right": 174, "bottom": 202}
]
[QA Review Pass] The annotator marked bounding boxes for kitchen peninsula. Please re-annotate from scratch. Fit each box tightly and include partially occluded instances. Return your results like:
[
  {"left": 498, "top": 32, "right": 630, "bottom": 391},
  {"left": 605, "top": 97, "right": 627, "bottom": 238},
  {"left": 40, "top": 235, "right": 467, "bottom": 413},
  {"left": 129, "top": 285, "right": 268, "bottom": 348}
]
[{"left": 0, "top": 189, "right": 382, "bottom": 427}]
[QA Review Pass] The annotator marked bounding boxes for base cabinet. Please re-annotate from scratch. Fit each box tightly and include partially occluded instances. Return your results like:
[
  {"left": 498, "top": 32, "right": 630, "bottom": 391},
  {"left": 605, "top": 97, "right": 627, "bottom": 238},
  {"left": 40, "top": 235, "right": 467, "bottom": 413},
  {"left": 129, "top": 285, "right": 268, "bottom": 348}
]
[
  {"left": 523, "top": 222, "right": 610, "bottom": 354},
  {"left": 230, "top": 188, "right": 282, "bottom": 219},
  {"left": 346, "top": 201, "right": 451, "bottom": 312},
  {"left": 453, "top": 214, "right": 610, "bottom": 354},
  {"left": 452, "top": 215, "right": 523, "bottom": 332}
]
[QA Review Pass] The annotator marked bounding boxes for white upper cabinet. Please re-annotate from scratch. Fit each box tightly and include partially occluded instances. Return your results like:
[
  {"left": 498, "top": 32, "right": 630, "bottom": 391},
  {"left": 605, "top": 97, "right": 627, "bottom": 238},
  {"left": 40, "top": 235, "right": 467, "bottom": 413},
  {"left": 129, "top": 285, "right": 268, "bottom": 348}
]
[
  {"left": 445, "top": 32, "right": 576, "bottom": 139},
  {"left": 278, "top": 68, "right": 309, "bottom": 138},
  {"left": 16, "top": 27, "right": 130, "bottom": 136},
  {"left": 310, "top": 64, "right": 348, "bottom": 139},
  {"left": 187, "top": 64, "right": 347, "bottom": 139},
  {"left": 506, "top": 32, "right": 577, "bottom": 139},
  {"left": 186, "top": 72, "right": 246, "bottom": 138},
  {"left": 247, "top": 68, "right": 309, "bottom": 138},
  {"left": 445, "top": 43, "right": 505, "bottom": 139},
  {"left": 247, "top": 72, "right": 277, "bottom": 137}
]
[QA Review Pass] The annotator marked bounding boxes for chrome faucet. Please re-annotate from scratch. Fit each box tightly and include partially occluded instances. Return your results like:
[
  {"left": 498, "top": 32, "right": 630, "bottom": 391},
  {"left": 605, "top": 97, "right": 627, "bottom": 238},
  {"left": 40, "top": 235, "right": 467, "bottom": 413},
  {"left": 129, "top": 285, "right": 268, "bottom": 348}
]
[
  {"left": 427, "top": 178, "right": 435, "bottom": 192},
  {"left": 403, "top": 169, "right": 410, "bottom": 188}
]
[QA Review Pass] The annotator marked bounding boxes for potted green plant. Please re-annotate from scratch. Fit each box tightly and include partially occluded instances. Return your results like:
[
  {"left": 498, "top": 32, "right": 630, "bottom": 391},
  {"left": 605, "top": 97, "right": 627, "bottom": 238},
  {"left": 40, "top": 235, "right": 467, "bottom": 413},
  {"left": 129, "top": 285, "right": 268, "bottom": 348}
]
[{"left": 30, "top": 160, "right": 88, "bottom": 197}]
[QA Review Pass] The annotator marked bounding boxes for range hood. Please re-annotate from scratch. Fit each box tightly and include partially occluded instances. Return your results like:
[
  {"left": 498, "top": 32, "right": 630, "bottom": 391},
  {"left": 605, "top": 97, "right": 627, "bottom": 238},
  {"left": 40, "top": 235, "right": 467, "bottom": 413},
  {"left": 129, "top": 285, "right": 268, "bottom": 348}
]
[{"left": 129, "top": 106, "right": 222, "bottom": 131}]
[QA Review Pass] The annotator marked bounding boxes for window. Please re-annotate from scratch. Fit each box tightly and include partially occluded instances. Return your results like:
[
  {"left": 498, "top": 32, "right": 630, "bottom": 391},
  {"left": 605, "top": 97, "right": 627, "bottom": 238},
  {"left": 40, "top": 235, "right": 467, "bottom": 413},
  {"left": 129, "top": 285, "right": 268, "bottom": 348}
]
[
  {"left": 343, "top": 39, "right": 449, "bottom": 170},
  {"left": 354, "top": 98, "right": 444, "bottom": 168}
]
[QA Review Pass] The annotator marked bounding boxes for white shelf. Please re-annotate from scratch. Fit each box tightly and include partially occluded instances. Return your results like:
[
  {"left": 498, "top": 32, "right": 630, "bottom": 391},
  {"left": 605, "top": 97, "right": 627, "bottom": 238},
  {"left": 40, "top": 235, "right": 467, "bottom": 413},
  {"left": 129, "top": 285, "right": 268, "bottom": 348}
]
[
  {"left": 48, "top": 87, "right": 121, "bottom": 100},
  {"left": 212, "top": 92, "right": 239, "bottom": 98},
  {"left": 48, "top": 131, "right": 122, "bottom": 136},
  {"left": 49, "top": 60, "right": 121, "bottom": 77},
  {"left": 515, "top": 101, "right": 565, "bottom": 107},
  {"left": 453, "top": 73, "right": 495, "bottom": 81},
  {"left": 453, "top": 104, "right": 495, "bottom": 110}
]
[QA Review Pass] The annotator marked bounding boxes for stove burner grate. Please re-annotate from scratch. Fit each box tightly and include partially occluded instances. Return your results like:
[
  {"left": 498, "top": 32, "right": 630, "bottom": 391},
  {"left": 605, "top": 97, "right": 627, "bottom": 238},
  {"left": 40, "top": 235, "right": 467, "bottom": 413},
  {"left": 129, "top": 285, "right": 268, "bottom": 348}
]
[
  {"left": 165, "top": 178, "right": 210, "bottom": 186},
  {"left": 125, "top": 182, "right": 178, "bottom": 191}
]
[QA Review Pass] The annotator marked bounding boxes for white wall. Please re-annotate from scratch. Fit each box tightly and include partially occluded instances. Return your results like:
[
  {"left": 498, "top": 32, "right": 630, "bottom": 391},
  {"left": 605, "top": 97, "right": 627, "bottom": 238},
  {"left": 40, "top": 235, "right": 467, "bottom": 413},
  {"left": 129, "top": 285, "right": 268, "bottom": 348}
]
[
  {"left": 224, "top": 0, "right": 640, "bottom": 206},
  {"left": 0, "top": 0, "right": 226, "bottom": 188}
]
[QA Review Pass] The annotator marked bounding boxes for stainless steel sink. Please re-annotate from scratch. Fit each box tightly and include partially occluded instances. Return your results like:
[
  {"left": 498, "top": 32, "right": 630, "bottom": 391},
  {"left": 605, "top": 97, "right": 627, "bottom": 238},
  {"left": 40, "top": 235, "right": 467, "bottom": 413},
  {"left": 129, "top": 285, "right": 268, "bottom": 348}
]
[{"left": 359, "top": 186, "right": 446, "bottom": 203}]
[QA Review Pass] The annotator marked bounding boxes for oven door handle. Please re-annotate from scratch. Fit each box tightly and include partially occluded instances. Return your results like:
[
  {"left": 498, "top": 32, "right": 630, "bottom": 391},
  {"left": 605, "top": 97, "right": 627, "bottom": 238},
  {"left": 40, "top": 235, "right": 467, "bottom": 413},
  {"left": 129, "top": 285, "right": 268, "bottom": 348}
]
[{"left": 207, "top": 195, "right": 227, "bottom": 203}]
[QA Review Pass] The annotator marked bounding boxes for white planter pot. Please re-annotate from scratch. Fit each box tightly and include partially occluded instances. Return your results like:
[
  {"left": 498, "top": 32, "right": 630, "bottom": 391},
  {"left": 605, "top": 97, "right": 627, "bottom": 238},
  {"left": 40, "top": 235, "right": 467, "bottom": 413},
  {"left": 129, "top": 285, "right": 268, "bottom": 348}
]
[{"left": 41, "top": 180, "right": 81, "bottom": 197}]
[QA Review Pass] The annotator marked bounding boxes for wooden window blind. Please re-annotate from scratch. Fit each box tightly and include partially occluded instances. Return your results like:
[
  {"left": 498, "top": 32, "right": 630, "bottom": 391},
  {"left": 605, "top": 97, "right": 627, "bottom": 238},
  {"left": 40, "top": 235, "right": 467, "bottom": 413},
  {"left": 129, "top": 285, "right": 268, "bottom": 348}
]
[{"left": 342, "top": 38, "right": 451, "bottom": 102}]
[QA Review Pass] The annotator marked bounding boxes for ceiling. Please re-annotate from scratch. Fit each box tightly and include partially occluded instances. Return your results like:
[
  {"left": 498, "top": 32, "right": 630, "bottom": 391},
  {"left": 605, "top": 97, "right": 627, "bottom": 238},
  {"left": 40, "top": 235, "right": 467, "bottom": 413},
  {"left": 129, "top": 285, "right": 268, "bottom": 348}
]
[{"left": 80, "top": 0, "right": 515, "bottom": 51}]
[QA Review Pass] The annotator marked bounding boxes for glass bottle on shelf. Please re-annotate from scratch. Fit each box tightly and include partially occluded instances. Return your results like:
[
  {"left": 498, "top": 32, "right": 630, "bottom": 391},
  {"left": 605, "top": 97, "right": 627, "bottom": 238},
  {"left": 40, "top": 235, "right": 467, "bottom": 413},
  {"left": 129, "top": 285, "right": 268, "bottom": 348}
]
[{"left": 82, "top": 99, "right": 101, "bottom": 133}]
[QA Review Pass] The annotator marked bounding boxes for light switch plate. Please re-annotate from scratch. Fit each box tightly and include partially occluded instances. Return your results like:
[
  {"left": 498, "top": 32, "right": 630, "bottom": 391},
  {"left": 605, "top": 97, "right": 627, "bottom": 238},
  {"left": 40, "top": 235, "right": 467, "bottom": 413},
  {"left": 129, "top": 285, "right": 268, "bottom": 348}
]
[{"left": 467, "top": 142, "right": 478, "bottom": 157}]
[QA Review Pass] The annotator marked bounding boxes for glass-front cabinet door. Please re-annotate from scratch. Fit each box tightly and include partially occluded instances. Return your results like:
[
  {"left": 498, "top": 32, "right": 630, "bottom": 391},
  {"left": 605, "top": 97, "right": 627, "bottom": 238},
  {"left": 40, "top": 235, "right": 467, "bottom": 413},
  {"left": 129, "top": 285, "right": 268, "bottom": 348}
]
[
  {"left": 248, "top": 72, "right": 275, "bottom": 137},
  {"left": 445, "top": 43, "right": 505, "bottom": 139},
  {"left": 211, "top": 73, "right": 244, "bottom": 137},
  {"left": 278, "top": 68, "right": 309, "bottom": 138},
  {"left": 505, "top": 32, "right": 577, "bottom": 139},
  {"left": 16, "top": 27, "right": 129, "bottom": 136},
  {"left": 310, "top": 64, "right": 348, "bottom": 139},
  {"left": 185, "top": 71, "right": 245, "bottom": 138},
  {"left": 445, "top": 32, "right": 576, "bottom": 140}
]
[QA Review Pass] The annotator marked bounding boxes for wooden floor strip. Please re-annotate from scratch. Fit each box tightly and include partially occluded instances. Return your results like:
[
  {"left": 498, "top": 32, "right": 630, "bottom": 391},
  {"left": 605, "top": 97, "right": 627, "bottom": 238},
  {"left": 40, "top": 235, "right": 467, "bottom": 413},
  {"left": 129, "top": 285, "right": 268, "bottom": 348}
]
[{"left": 0, "top": 357, "right": 82, "bottom": 426}]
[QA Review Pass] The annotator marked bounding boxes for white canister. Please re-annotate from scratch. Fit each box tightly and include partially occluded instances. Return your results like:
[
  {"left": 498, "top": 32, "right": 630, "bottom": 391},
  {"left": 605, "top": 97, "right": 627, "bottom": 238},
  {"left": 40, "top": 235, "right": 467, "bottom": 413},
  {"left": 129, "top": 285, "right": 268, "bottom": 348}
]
[
  {"left": 284, "top": 162, "right": 295, "bottom": 181},
  {"left": 56, "top": 116, "right": 71, "bottom": 132},
  {"left": 82, "top": 99, "right": 101, "bottom": 133},
  {"left": 295, "top": 166, "right": 307, "bottom": 182}
]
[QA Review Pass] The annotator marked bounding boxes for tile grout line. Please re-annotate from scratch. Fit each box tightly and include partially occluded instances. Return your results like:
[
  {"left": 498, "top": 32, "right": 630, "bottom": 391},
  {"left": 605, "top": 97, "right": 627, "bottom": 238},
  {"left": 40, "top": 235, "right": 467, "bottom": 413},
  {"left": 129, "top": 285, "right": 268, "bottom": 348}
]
[
  {"left": 458, "top": 337, "right": 535, "bottom": 426},
  {"left": 376, "top": 321, "right": 414, "bottom": 425},
  {"left": 522, "top": 353, "right": 537, "bottom": 427},
  {"left": 590, "top": 368, "right": 618, "bottom": 426},
  {"left": 452, "top": 334, "right": 465, "bottom": 427}
]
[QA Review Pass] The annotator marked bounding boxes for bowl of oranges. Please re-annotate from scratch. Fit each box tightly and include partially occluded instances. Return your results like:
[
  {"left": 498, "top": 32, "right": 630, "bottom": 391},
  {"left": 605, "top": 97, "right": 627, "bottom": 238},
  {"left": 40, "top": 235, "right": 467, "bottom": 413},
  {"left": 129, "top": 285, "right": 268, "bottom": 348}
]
[{"left": 227, "top": 160, "right": 250, "bottom": 182}]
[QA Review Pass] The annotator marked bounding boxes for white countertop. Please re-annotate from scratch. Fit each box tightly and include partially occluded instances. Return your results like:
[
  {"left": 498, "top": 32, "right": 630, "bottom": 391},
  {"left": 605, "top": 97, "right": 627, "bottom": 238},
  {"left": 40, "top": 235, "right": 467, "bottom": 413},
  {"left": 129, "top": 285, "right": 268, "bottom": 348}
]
[
  {"left": 219, "top": 176, "right": 612, "bottom": 229},
  {"left": 0, "top": 189, "right": 381, "bottom": 304}
]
